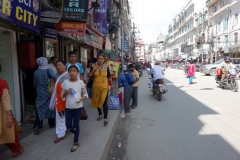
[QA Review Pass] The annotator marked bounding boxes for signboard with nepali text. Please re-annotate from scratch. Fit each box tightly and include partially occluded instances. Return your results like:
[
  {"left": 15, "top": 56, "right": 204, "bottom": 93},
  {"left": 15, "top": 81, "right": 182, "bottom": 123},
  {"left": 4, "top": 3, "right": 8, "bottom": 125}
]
[
  {"left": 0, "top": 0, "right": 42, "bottom": 32},
  {"left": 56, "top": 21, "right": 86, "bottom": 34},
  {"left": 62, "top": 0, "right": 88, "bottom": 21}
]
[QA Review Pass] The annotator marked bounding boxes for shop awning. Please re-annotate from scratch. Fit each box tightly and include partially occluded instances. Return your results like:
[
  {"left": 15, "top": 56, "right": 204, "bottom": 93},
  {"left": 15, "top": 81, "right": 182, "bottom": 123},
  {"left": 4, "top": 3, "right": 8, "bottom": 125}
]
[{"left": 40, "top": 11, "right": 61, "bottom": 23}]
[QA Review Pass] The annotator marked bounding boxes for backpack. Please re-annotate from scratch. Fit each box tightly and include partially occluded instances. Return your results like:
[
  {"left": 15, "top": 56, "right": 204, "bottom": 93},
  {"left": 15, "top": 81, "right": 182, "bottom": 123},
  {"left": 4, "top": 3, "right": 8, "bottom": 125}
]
[{"left": 125, "top": 73, "right": 135, "bottom": 85}]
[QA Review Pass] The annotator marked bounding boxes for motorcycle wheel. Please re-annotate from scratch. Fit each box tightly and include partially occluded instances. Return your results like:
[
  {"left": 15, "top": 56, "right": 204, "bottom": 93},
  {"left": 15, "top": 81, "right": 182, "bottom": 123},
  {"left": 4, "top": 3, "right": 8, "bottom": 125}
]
[
  {"left": 158, "top": 92, "right": 162, "bottom": 101},
  {"left": 231, "top": 79, "right": 238, "bottom": 92}
]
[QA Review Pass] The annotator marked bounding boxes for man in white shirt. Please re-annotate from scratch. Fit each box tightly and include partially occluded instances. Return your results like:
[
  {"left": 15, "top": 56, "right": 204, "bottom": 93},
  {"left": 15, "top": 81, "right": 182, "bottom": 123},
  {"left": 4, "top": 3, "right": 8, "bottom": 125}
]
[
  {"left": 150, "top": 61, "right": 165, "bottom": 90},
  {"left": 48, "top": 56, "right": 58, "bottom": 74}
]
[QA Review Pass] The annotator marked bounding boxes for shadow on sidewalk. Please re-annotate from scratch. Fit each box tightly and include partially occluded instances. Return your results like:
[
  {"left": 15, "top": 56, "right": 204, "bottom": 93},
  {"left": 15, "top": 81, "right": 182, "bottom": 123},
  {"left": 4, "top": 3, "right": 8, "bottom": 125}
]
[{"left": 108, "top": 73, "right": 240, "bottom": 160}]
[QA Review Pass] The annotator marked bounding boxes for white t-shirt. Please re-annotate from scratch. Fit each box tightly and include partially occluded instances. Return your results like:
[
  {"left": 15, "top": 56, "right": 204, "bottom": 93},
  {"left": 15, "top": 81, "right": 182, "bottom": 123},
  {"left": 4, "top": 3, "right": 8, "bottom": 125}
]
[{"left": 62, "top": 79, "right": 88, "bottom": 109}]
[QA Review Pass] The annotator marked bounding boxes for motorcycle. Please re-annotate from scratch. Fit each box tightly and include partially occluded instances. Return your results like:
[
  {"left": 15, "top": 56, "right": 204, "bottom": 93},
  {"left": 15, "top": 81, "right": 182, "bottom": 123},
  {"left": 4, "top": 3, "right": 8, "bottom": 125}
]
[
  {"left": 215, "top": 67, "right": 239, "bottom": 92},
  {"left": 147, "top": 68, "right": 167, "bottom": 101},
  {"left": 138, "top": 69, "right": 143, "bottom": 77}
]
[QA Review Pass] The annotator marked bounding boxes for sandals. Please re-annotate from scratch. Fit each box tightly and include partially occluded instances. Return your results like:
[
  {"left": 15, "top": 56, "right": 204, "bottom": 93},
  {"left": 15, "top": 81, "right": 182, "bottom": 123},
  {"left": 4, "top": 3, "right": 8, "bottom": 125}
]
[
  {"left": 12, "top": 146, "right": 24, "bottom": 158},
  {"left": 104, "top": 120, "right": 108, "bottom": 126},
  {"left": 54, "top": 137, "right": 64, "bottom": 143},
  {"left": 97, "top": 116, "right": 103, "bottom": 121},
  {"left": 70, "top": 143, "right": 79, "bottom": 152}
]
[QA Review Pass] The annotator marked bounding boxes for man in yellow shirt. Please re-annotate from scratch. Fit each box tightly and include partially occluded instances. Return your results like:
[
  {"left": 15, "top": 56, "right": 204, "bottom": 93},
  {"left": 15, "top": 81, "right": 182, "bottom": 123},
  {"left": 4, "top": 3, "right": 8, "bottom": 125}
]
[{"left": 128, "top": 64, "right": 139, "bottom": 109}]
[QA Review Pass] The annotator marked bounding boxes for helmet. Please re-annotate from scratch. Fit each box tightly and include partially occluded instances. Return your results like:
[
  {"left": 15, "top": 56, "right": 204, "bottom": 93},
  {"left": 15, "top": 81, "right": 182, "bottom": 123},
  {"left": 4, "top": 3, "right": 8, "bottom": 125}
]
[{"left": 224, "top": 56, "right": 230, "bottom": 62}]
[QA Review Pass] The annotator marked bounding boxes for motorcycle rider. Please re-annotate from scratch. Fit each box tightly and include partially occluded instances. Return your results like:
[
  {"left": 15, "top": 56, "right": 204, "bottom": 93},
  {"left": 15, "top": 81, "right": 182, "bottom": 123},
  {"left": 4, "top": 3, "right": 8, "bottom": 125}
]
[
  {"left": 150, "top": 61, "right": 165, "bottom": 91},
  {"left": 219, "top": 56, "right": 235, "bottom": 86}
]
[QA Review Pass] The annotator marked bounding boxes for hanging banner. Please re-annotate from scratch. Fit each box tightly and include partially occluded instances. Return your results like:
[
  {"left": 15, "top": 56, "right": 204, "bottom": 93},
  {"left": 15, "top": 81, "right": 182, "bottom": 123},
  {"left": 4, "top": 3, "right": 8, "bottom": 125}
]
[
  {"left": 94, "top": 0, "right": 108, "bottom": 23},
  {"left": 0, "top": 0, "right": 42, "bottom": 32},
  {"left": 62, "top": 0, "right": 88, "bottom": 21},
  {"left": 107, "top": 60, "right": 120, "bottom": 79},
  {"left": 56, "top": 21, "right": 86, "bottom": 34}
]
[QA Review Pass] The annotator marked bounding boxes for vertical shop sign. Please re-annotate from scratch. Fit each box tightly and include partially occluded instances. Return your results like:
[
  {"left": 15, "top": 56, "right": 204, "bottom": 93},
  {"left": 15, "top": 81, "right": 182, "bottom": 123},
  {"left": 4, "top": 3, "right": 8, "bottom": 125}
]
[
  {"left": 62, "top": 0, "right": 89, "bottom": 21},
  {"left": 94, "top": 0, "right": 109, "bottom": 34},
  {"left": 124, "top": 40, "right": 129, "bottom": 53},
  {"left": 0, "top": 0, "right": 42, "bottom": 32}
]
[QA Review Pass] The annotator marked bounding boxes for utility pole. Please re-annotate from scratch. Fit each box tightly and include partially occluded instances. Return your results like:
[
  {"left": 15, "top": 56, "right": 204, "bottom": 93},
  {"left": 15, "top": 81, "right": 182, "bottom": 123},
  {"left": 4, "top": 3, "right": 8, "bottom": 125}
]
[{"left": 120, "top": 0, "right": 124, "bottom": 73}]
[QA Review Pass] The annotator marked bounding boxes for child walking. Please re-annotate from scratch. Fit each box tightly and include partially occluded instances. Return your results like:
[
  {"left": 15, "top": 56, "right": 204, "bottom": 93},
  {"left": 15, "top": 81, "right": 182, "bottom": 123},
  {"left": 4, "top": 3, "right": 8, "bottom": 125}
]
[{"left": 62, "top": 65, "right": 88, "bottom": 152}]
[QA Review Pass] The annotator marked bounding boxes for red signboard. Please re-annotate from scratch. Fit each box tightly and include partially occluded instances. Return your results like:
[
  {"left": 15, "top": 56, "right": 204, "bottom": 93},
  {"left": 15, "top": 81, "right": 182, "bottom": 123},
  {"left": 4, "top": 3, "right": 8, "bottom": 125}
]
[{"left": 56, "top": 21, "right": 86, "bottom": 34}]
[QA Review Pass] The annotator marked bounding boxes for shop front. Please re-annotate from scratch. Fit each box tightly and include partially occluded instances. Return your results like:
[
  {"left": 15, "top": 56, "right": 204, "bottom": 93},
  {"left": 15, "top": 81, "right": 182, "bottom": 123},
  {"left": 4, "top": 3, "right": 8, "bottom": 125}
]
[
  {"left": 0, "top": 0, "right": 42, "bottom": 123},
  {"left": 0, "top": 28, "right": 21, "bottom": 121},
  {"left": 229, "top": 44, "right": 240, "bottom": 58}
]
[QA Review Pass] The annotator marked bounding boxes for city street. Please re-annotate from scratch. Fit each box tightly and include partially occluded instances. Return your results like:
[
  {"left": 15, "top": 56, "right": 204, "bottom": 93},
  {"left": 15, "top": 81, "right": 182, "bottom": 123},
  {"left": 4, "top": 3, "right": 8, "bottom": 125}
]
[{"left": 108, "top": 69, "right": 240, "bottom": 160}]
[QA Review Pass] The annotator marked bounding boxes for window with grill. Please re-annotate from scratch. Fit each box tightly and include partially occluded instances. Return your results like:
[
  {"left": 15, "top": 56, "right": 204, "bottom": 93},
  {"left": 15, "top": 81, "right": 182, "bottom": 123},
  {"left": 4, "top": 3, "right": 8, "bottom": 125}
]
[{"left": 225, "top": 35, "right": 229, "bottom": 46}]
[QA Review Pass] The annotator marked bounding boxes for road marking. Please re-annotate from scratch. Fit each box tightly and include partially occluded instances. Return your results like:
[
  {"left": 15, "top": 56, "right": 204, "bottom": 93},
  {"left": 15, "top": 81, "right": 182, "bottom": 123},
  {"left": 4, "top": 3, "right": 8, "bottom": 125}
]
[{"left": 165, "top": 83, "right": 174, "bottom": 85}]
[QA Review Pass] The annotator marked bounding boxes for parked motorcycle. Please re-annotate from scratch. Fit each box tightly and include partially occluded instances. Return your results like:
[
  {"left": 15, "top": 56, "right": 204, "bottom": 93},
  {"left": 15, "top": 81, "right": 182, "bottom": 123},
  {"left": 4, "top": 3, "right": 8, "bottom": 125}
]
[{"left": 216, "top": 67, "right": 239, "bottom": 92}]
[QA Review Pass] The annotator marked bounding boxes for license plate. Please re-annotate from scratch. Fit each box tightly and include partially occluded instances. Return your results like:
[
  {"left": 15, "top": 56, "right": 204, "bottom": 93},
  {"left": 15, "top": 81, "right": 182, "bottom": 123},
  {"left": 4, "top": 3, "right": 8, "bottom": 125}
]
[{"left": 158, "top": 84, "right": 164, "bottom": 87}]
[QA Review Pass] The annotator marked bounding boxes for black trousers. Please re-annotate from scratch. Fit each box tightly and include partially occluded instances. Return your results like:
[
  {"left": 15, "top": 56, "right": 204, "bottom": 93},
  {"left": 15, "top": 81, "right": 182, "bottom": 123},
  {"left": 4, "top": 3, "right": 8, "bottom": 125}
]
[{"left": 97, "top": 94, "right": 108, "bottom": 119}]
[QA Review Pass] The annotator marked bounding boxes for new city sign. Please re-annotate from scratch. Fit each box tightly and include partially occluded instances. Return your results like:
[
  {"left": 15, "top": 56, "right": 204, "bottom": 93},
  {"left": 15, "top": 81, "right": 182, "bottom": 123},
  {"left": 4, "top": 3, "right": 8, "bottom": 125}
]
[{"left": 0, "top": 0, "right": 42, "bottom": 32}]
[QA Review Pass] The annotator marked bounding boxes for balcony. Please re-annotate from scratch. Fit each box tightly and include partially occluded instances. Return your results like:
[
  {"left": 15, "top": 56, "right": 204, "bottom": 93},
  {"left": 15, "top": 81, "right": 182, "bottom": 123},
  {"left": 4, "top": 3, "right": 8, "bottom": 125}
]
[{"left": 206, "top": 0, "right": 218, "bottom": 7}]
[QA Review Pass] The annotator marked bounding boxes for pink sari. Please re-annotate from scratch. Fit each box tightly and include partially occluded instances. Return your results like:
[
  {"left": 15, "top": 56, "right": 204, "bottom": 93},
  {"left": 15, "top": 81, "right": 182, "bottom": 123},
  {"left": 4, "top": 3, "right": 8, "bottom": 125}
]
[{"left": 188, "top": 64, "right": 195, "bottom": 76}]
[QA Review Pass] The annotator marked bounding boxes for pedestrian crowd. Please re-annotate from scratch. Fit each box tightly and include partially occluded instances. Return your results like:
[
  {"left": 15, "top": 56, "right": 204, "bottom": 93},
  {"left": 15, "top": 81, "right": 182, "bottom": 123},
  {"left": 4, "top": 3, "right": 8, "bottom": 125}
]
[{"left": 0, "top": 51, "right": 141, "bottom": 158}]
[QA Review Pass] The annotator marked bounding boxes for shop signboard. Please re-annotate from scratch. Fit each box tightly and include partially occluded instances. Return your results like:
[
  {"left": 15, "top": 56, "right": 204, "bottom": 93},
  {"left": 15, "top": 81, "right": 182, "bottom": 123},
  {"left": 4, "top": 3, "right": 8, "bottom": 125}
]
[
  {"left": 0, "top": 0, "right": 42, "bottom": 32},
  {"left": 90, "top": 34, "right": 103, "bottom": 49},
  {"left": 40, "top": 26, "right": 57, "bottom": 39},
  {"left": 62, "top": 0, "right": 88, "bottom": 21},
  {"left": 124, "top": 40, "right": 129, "bottom": 52},
  {"left": 94, "top": 0, "right": 108, "bottom": 23},
  {"left": 56, "top": 21, "right": 86, "bottom": 34},
  {"left": 229, "top": 44, "right": 240, "bottom": 53}
]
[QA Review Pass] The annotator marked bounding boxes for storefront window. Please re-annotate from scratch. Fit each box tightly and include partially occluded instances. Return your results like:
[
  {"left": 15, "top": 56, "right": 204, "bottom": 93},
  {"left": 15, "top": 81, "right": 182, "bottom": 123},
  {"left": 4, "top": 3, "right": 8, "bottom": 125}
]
[{"left": 46, "top": 39, "right": 57, "bottom": 60}]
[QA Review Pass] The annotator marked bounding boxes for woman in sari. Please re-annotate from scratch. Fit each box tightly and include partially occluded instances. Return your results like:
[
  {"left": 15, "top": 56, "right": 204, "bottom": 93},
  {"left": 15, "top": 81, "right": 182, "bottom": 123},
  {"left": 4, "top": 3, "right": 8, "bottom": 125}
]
[
  {"left": 90, "top": 54, "right": 113, "bottom": 126},
  {"left": 33, "top": 57, "right": 56, "bottom": 135},
  {"left": 49, "top": 61, "right": 69, "bottom": 143},
  {"left": 0, "top": 78, "right": 23, "bottom": 158}
]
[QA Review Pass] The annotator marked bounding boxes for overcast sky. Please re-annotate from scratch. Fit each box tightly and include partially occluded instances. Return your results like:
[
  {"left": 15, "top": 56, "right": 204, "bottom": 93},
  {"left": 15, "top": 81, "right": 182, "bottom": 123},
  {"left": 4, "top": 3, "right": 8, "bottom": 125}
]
[{"left": 130, "top": 0, "right": 190, "bottom": 44}]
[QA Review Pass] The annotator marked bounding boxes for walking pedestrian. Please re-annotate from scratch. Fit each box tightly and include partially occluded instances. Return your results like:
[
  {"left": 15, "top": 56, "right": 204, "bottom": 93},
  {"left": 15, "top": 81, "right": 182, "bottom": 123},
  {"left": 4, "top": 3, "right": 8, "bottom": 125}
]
[
  {"left": 62, "top": 65, "right": 88, "bottom": 152},
  {"left": 118, "top": 71, "right": 133, "bottom": 115},
  {"left": 84, "top": 60, "right": 93, "bottom": 98},
  {"left": 0, "top": 78, "right": 23, "bottom": 158},
  {"left": 49, "top": 61, "right": 69, "bottom": 143},
  {"left": 66, "top": 51, "right": 84, "bottom": 80},
  {"left": 188, "top": 61, "right": 195, "bottom": 84},
  {"left": 90, "top": 53, "right": 113, "bottom": 126},
  {"left": 33, "top": 57, "right": 56, "bottom": 135},
  {"left": 128, "top": 64, "right": 139, "bottom": 109},
  {"left": 48, "top": 56, "right": 58, "bottom": 74}
]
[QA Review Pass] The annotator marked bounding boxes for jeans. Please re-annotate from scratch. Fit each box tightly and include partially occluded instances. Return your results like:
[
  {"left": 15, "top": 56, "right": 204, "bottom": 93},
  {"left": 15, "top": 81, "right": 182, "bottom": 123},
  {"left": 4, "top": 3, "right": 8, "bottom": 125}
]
[
  {"left": 65, "top": 108, "right": 82, "bottom": 143},
  {"left": 33, "top": 109, "right": 55, "bottom": 129},
  {"left": 87, "top": 87, "right": 92, "bottom": 99},
  {"left": 97, "top": 94, "right": 108, "bottom": 119},
  {"left": 189, "top": 76, "right": 193, "bottom": 83},
  {"left": 132, "top": 87, "right": 138, "bottom": 107},
  {"left": 124, "top": 88, "right": 133, "bottom": 113}
]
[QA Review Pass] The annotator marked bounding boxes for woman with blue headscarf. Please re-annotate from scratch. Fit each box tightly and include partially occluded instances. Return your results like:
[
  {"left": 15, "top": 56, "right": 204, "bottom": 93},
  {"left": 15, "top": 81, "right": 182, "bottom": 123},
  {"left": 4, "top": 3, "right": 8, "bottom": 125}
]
[{"left": 33, "top": 57, "right": 56, "bottom": 135}]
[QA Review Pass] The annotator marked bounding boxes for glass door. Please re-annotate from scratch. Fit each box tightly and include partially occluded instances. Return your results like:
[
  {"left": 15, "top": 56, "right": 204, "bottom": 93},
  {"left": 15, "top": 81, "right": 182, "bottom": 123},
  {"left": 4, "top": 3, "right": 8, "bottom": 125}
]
[{"left": 0, "top": 29, "right": 15, "bottom": 114}]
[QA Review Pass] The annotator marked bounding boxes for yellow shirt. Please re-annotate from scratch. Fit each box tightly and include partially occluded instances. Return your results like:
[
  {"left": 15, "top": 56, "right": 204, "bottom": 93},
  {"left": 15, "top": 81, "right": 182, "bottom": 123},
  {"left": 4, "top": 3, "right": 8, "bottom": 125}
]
[{"left": 131, "top": 70, "right": 139, "bottom": 87}]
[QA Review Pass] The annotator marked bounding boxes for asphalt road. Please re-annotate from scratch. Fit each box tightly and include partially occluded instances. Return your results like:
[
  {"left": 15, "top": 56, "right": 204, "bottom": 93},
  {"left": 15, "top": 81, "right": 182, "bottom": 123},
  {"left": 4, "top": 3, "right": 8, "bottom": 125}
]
[{"left": 108, "top": 69, "right": 240, "bottom": 160}]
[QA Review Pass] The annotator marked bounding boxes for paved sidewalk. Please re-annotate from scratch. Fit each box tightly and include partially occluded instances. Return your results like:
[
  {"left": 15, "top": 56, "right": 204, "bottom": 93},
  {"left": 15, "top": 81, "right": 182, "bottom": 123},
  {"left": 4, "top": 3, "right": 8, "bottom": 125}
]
[{"left": 0, "top": 99, "right": 119, "bottom": 160}]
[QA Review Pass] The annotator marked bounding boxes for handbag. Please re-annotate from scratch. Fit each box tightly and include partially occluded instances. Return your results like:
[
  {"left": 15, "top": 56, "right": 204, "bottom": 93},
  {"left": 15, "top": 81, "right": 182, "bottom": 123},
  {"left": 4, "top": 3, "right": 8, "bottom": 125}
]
[
  {"left": 108, "top": 95, "right": 120, "bottom": 110},
  {"left": 80, "top": 106, "right": 88, "bottom": 120}
]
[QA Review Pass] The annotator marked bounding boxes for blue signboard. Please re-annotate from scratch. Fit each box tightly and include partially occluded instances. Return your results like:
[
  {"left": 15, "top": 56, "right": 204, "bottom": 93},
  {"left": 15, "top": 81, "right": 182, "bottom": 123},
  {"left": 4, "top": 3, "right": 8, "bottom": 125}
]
[
  {"left": 0, "top": 0, "right": 42, "bottom": 32},
  {"left": 124, "top": 40, "right": 129, "bottom": 52},
  {"left": 40, "top": 26, "right": 57, "bottom": 39}
]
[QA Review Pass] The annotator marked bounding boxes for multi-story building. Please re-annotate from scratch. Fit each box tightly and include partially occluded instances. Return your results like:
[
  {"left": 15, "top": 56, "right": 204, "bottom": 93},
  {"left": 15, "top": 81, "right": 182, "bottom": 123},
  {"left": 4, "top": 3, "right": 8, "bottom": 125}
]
[
  {"left": 207, "top": 0, "right": 240, "bottom": 61},
  {"left": 135, "top": 32, "right": 145, "bottom": 61},
  {"left": 163, "top": 0, "right": 207, "bottom": 62}
]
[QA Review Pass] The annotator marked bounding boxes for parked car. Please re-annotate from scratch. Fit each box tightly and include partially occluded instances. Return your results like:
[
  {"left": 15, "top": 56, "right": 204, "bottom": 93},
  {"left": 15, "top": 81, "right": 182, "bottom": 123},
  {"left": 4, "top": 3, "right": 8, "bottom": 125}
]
[{"left": 203, "top": 58, "right": 240, "bottom": 76}]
